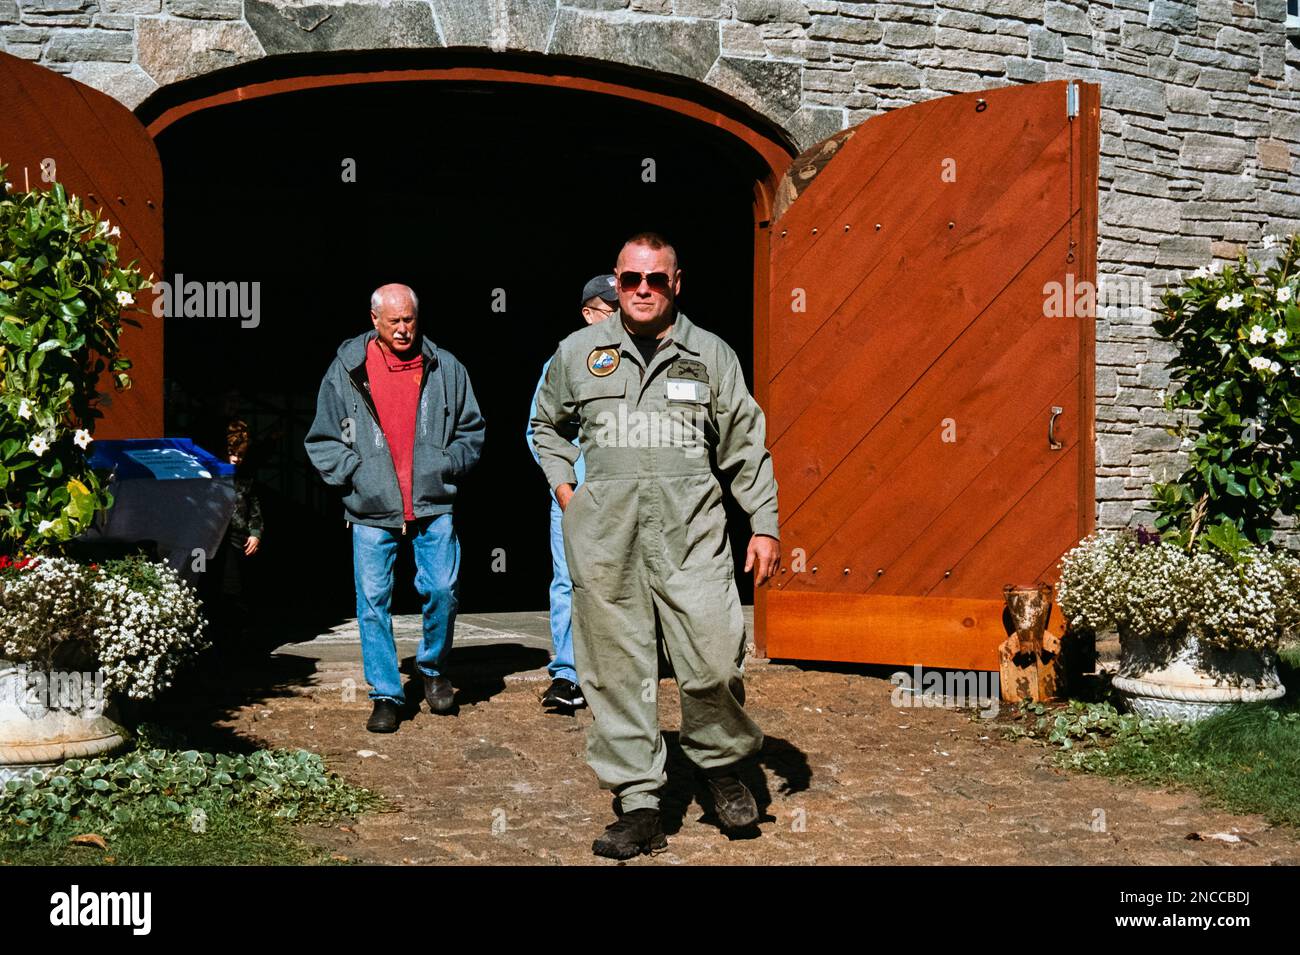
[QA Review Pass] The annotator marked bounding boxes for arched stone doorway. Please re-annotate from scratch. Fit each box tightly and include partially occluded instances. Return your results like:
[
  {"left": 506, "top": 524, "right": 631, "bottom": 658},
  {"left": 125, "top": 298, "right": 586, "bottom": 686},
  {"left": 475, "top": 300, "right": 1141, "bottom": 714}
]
[
  {"left": 147, "top": 50, "right": 795, "bottom": 624},
  {"left": 3, "top": 46, "right": 1100, "bottom": 667}
]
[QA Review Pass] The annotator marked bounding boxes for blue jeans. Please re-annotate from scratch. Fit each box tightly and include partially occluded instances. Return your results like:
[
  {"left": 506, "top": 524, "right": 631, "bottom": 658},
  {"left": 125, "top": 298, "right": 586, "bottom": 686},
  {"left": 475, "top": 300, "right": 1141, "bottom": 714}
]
[
  {"left": 547, "top": 499, "right": 578, "bottom": 683},
  {"left": 353, "top": 514, "right": 460, "bottom": 704}
]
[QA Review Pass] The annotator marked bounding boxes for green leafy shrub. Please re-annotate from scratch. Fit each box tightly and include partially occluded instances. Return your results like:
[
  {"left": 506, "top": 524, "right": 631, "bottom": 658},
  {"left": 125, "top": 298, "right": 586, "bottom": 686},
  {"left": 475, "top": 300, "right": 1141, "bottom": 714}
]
[
  {"left": 1152, "top": 233, "right": 1300, "bottom": 547},
  {"left": 0, "top": 165, "right": 149, "bottom": 552},
  {"left": 0, "top": 746, "right": 381, "bottom": 844}
]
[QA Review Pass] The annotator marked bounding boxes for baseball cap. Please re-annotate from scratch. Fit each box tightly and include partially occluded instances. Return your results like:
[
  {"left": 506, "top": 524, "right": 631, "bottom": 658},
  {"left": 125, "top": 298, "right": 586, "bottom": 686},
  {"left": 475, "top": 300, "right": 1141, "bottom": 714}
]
[{"left": 581, "top": 273, "right": 619, "bottom": 307}]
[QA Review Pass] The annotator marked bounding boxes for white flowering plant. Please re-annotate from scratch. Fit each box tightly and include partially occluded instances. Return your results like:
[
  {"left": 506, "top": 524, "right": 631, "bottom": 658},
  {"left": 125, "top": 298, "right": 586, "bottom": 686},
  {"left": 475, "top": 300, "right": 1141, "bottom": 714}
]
[
  {"left": 0, "top": 554, "right": 207, "bottom": 702},
  {"left": 0, "top": 164, "right": 150, "bottom": 552},
  {"left": 1057, "top": 529, "right": 1300, "bottom": 654},
  {"left": 1152, "top": 232, "right": 1300, "bottom": 547}
]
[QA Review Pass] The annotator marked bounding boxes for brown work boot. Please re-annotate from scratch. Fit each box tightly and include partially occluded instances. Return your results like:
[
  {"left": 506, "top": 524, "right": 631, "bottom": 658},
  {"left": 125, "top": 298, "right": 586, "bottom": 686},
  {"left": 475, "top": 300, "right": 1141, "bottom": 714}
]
[
  {"left": 591, "top": 808, "right": 668, "bottom": 860},
  {"left": 704, "top": 773, "right": 759, "bottom": 831},
  {"left": 422, "top": 673, "right": 455, "bottom": 714}
]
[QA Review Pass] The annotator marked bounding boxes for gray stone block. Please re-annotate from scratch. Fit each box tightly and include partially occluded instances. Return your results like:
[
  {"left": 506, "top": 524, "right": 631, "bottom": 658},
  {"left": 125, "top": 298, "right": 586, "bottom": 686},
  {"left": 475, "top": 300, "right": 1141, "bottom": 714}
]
[
  {"left": 1044, "top": 4, "right": 1091, "bottom": 37},
  {"left": 1148, "top": 0, "right": 1196, "bottom": 32},
  {"left": 936, "top": 26, "right": 1024, "bottom": 55},
  {"left": 2, "top": 42, "right": 42, "bottom": 59},
  {"left": 1097, "top": 431, "right": 1135, "bottom": 467},
  {"left": 1119, "top": 23, "right": 1174, "bottom": 56},
  {"left": 44, "top": 28, "right": 133, "bottom": 62},
  {"left": 853, "top": 61, "right": 922, "bottom": 88},
  {"left": 1134, "top": 426, "right": 1181, "bottom": 452},
  {"left": 3, "top": 26, "right": 48, "bottom": 42},
  {"left": 915, "top": 48, "right": 1005, "bottom": 73},
  {"left": 759, "top": 20, "right": 804, "bottom": 39},
  {"left": 93, "top": 14, "right": 136, "bottom": 30},
  {"left": 1215, "top": 25, "right": 1259, "bottom": 59},
  {"left": 1179, "top": 132, "right": 1247, "bottom": 173},
  {"left": 0, "top": 1, "right": 18, "bottom": 25},
  {"left": 100, "top": 0, "right": 160, "bottom": 11},
  {"left": 20, "top": 12, "right": 91, "bottom": 25},
  {"left": 167, "top": 0, "right": 243, "bottom": 19},
  {"left": 1097, "top": 500, "right": 1138, "bottom": 527},
  {"left": 733, "top": 0, "right": 811, "bottom": 24},
  {"left": 783, "top": 104, "right": 845, "bottom": 151},
  {"left": 431, "top": 0, "right": 556, "bottom": 51},
  {"left": 68, "top": 61, "right": 158, "bottom": 110},
  {"left": 882, "top": 22, "right": 933, "bottom": 48},
  {"left": 1028, "top": 25, "right": 1063, "bottom": 59},
  {"left": 22, "top": 0, "right": 88, "bottom": 11},
  {"left": 704, "top": 55, "right": 802, "bottom": 119},
  {"left": 245, "top": 1, "right": 440, "bottom": 54},
  {"left": 1194, "top": 67, "right": 1249, "bottom": 92},
  {"left": 721, "top": 21, "right": 765, "bottom": 54},
  {"left": 549, "top": 8, "right": 719, "bottom": 80},
  {"left": 136, "top": 18, "right": 265, "bottom": 85},
  {"left": 674, "top": 0, "right": 723, "bottom": 16},
  {"left": 1103, "top": 76, "right": 1166, "bottom": 117},
  {"left": 1164, "top": 84, "right": 1209, "bottom": 114},
  {"left": 923, "top": 68, "right": 1001, "bottom": 93},
  {"left": 940, "top": 0, "right": 1042, "bottom": 18},
  {"left": 807, "top": 15, "right": 882, "bottom": 43}
]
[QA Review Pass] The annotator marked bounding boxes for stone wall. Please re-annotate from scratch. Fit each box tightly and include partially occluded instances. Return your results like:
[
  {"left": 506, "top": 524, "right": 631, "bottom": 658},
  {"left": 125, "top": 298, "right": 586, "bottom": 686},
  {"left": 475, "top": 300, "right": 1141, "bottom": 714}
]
[{"left": 4, "top": 0, "right": 1299, "bottom": 534}]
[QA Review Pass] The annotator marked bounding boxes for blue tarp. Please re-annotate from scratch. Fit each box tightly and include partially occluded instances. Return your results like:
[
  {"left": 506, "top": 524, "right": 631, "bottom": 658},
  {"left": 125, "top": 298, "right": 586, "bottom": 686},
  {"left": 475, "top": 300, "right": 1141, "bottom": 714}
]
[
  {"left": 86, "top": 437, "right": 235, "bottom": 480},
  {"left": 79, "top": 438, "right": 237, "bottom": 582}
]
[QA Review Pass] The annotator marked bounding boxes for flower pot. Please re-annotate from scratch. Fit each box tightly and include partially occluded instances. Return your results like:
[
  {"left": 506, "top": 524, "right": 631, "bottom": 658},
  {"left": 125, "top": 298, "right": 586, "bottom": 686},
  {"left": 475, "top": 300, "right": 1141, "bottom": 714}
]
[
  {"left": 0, "top": 659, "right": 129, "bottom": 784},
  {"left": 1111, "top": 631, "right": 1286, "bottom": 723}
]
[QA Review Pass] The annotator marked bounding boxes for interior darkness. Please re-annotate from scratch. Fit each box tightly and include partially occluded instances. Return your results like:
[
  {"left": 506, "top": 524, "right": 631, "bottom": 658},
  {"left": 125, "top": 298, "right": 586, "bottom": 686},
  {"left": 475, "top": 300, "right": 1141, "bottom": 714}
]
[{"left": 156, "top": 79, "right": 763, "bottom": 627}]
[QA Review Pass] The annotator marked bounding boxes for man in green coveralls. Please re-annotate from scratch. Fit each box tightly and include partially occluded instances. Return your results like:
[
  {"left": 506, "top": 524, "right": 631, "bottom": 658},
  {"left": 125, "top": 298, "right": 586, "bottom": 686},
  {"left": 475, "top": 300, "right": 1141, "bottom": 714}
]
[{"left": 529, "top": 232, "right": 781, "bottom": 859}]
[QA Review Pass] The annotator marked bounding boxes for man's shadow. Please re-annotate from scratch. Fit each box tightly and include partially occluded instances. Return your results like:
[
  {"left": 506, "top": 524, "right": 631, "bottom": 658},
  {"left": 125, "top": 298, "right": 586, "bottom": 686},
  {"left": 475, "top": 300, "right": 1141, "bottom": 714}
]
[{"left": 657, "top": 731, "right": 812, "bottom": 840}]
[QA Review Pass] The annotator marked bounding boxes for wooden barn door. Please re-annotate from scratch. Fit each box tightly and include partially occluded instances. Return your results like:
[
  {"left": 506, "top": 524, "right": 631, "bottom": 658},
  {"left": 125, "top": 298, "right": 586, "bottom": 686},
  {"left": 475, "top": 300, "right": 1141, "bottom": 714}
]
[
  {"left": 758, "top": 79, "right": 1099, "bottom": 671},
  {"left": 0, "top": 51, "right": 163, "bottom": 439}
]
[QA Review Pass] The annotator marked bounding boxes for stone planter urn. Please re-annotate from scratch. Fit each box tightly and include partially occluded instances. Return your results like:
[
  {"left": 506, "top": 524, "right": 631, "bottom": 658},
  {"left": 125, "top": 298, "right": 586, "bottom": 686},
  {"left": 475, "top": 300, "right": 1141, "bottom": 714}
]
[
  {"left": 1111, "top": 630, "right": 1286, "bottom": 723},
  {"left": 0, "top": 659, "right": 129, "bottom": 784}
]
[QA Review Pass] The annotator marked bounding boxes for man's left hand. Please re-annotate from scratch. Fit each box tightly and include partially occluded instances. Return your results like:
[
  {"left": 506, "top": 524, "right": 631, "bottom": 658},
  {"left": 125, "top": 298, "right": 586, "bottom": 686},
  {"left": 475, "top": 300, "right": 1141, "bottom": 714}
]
[
  {"left": 744, "top": 534, "right": 780, "bottom": 586},
  {"left": 243, "top": 536, "right": 260, "bottom": 556}
]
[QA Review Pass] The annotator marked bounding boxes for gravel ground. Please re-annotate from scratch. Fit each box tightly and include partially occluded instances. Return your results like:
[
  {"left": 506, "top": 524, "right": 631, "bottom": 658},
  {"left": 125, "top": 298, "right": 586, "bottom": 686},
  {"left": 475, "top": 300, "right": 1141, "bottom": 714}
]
[{"left": 176, "top": 613, "right": 1300, "bottom": 866}]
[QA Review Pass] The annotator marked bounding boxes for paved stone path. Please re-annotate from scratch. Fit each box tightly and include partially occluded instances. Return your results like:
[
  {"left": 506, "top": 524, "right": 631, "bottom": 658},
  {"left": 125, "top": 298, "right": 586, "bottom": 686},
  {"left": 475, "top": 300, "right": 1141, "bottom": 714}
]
[{"left": 191, "top": 611, "right": 1300, "bottom": 865}]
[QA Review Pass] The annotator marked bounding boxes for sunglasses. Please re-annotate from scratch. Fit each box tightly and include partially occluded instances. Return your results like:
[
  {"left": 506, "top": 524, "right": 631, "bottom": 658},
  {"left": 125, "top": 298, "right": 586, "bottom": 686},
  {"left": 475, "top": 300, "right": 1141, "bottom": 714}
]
[{"left": 617, "top": 270, "right": 674, "bottom": 294}]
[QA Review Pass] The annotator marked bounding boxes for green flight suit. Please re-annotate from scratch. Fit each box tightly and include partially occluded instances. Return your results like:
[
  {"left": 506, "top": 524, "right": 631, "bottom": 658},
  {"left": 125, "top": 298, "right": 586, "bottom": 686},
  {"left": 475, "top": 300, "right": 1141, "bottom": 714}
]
[{"left": 529, "top": 310, "right": 779, "bottom": 812}]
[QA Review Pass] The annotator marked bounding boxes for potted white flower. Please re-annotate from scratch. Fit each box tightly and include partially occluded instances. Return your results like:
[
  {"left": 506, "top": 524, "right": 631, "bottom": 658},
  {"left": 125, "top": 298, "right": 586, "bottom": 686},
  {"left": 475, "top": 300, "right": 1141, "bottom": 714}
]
[
  {"left": 0, "top": 554, "right": 207, "bottom": 781},
  {"left": 1058, "top": 528, "right": 1297, "bottom": 720},
  {"left": 1059, "top": 232, "right": 1300, "bottom": 721}
]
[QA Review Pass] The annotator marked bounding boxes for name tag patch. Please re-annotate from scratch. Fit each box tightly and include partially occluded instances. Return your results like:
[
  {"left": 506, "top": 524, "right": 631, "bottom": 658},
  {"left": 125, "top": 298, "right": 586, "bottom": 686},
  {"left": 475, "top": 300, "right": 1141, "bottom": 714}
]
[{"left": 666, "top": 379, "right": 701, "bottom": 401}]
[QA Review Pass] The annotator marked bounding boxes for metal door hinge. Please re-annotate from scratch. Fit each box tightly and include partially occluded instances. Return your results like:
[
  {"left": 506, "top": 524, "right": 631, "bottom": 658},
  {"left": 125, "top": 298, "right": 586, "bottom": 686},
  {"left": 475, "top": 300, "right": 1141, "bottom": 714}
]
[{"left": 1066, "top": 81, "right": 1079, "bottom": 120}]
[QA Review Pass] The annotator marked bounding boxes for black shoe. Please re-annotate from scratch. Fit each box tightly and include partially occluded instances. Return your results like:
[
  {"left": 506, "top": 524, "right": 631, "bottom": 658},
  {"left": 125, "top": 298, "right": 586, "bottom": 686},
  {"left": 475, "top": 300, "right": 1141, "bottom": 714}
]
[
  {"left": 592, "top": 808, "right": 667, "bottom": 860},
  {"left": 422, "top": 674, "right": 455, "bottom": 714},
  {"left": 541, "top": 678, "right": 586, "bottom": 710},
  {"left": 366, "top": 700, "right": 400, "bottom": 733},
  {"left": 705, "top": 774, "right": 759, "bottom": 831}
]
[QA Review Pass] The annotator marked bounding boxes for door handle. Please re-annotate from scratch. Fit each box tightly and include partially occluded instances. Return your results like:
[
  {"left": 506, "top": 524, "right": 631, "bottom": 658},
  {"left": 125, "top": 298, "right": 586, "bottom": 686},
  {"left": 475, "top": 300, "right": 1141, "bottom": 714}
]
[{"left": 1048, "top": 406, "right": 1064, "bottom": 450}]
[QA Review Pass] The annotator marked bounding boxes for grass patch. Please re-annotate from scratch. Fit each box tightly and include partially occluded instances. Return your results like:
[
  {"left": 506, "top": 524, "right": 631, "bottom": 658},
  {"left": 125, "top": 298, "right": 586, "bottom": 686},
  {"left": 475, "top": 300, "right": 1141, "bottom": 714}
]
[
  {"left": 0, "top": 803, "right": 342, "bottom": 866},
  {"left": 0, "top": 724, "right": 382, "bottom": 865},
  {"left": 1005, "top": 693, "right": 1300, "bottom": 828}
]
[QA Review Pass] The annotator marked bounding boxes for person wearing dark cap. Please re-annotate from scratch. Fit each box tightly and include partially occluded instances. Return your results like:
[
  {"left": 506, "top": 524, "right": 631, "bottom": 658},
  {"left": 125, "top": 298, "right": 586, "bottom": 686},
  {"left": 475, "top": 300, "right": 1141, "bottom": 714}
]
[{"left": 525, "top": 274, "right": 619, "bottom": 711}]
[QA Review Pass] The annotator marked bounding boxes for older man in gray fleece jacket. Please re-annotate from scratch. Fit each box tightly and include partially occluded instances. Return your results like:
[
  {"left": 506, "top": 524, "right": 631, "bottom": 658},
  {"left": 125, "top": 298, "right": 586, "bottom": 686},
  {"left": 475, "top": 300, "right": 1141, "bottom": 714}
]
[{"left": 305, "top": 283, "right": 485, "bottom": 733}]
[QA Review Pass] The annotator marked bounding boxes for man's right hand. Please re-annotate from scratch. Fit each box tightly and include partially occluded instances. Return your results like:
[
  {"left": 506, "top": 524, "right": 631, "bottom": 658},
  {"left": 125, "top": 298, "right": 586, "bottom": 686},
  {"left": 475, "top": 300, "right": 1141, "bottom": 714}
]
[{"left": 555, "top": 483, "right": 575, "bottom": 511}]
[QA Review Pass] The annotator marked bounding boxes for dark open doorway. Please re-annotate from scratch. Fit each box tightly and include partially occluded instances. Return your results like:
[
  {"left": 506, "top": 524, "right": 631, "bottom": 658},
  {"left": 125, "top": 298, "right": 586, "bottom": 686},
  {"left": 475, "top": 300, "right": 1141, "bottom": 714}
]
[{"left": 156, "top": 76, "right": 766, "bottom": 630}]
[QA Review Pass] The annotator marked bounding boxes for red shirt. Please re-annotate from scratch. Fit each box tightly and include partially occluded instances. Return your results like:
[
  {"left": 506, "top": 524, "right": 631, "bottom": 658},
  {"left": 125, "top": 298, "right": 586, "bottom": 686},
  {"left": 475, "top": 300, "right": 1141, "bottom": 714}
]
[{"left": 365, "top": 338, "right": 423, "bottom": 521}]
